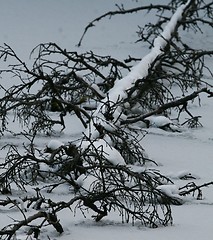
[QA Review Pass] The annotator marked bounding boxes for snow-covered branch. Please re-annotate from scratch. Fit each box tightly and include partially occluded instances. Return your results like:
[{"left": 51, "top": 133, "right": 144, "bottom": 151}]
[
  {"left": 87, "top": 0, "right": 193, "bottom": 139},
  {"left": 0, "top": 0, "right": 212, "bottom": 238}
]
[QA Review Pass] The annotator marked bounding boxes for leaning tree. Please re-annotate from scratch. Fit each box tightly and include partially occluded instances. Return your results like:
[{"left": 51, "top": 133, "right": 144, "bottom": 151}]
[{"left": 0, "top": 0, "right": 212, "bottom": 239}]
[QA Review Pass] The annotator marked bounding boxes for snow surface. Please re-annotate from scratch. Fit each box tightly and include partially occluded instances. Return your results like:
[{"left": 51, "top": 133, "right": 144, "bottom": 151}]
[
  {"left": 0, "top": 1, "right": 213, "bottom": 240},
  {"left": 47, "top": 139, "right": 64, "bottom": 151}
]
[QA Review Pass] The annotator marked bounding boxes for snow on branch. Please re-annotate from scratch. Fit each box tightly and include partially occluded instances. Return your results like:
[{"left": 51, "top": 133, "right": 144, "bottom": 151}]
[{"left": 87, "top": 0, "right": 193, "bottom": 139}]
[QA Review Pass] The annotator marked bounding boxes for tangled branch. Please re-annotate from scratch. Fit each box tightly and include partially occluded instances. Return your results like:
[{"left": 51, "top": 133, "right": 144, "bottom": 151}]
[
  {"left": 0, "top": 125, "right": 175, "bottom": 239},
  {"left": 0, "top": 0, "right": 212, "bottom": 239}
]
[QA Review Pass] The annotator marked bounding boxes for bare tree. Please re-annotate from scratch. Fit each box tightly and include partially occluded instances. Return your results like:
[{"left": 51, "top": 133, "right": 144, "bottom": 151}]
[{"left": 0, "top": 0, "right": 212, "bottom": 239}]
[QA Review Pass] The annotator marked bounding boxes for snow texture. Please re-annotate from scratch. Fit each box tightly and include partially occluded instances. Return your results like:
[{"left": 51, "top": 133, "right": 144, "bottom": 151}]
[
  {"left": 47, "top": 139, "right": 64, "bottom": 151},
  {"left": 81, "top": 138, "right": 126, "bottom": 166},
  {"left": 157, "top": 184, "right": 182, "bottom": 200},
  {"left": 75, "top": 174, "right": 98, "bottom": 191},
  {"left": 145, "top": 115, "right": 173, "bottom": 127}
]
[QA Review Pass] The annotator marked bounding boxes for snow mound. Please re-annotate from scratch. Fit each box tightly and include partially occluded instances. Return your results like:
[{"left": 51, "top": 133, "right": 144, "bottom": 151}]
[
  {"left": 145, "top": 116, "right": 173, "bottom": 128},
  {"left": 166, "top": 170, "right": 198, "bottom": 180},
  {"left": 75, "top": 174, "right": 98, "bottom": 191},
  {"left": 157, "top": 184, "right": 182, "bottom": 200},
  {"left": 144, "top": 115, "right": 181, "bottom": 132},
  {"left": 93, "top": 139, "right": 126, "bottom": 166},
  {"left": 47, "top": 139, "right": 64, "bottom": 151},
  {"left": 80, "top": 139, "right": 126, "bottom": 166}
]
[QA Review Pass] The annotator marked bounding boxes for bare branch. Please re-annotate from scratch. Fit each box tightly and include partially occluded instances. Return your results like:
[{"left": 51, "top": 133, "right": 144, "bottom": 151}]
[
  {"left": 122, "top": 88, "right": 212, "bottom": 124},
  {"left": 77, "top": 4, "right": 173, "bottom": 47}
]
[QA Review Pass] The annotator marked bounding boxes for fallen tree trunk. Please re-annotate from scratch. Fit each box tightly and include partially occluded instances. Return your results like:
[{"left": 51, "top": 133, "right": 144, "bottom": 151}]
[{"left": 86, "top": 0, "right": 195, "bottom": 138}]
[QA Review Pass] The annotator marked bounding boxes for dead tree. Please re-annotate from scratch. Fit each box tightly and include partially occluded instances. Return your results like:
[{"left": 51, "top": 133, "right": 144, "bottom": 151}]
[
  {"left": 0, "top": 0, "right": 212, "bottom": 239},
  {"left": 84, "top": 0, "right": 213, "bottom": 139}
]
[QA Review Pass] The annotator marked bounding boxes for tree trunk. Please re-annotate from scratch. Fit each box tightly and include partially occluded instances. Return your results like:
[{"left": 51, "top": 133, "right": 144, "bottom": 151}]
[{"left": 86, "top": 0, "right": 195, "bottom": 139}]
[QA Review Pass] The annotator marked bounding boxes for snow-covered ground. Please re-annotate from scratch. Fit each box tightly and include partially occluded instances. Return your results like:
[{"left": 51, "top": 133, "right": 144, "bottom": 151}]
[{"left": 0, "top": 1, "right": 212, "bottom": 239}]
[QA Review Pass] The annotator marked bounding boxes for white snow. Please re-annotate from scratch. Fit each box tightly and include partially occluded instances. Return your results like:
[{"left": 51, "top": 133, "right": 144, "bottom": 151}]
[
  {"left": 47, "top": 139, "right": 64, "bottom": 151},
  {"left": 88, "top": 0, "right": 190, "bottom": 139},
  {"left": 75, "top": 174, "right": 98, "bottom": 191},
  {"left": 81, "top": 138, "right": 126, "bottom": 166},
  {"left": 145, "top": 115, "right": 173, "bottom": 127},
  {"left": 157, "top": 184, "right": 182, "bottom": 199},
  {"left": 0, "top": 0, "right": 212, "bottom": 240},
  {"left": 166, "top": 170, "right": 198, "bottom": 180},
  {"left": 91, "top": 83, "right": 106, "bottom": 98}
]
